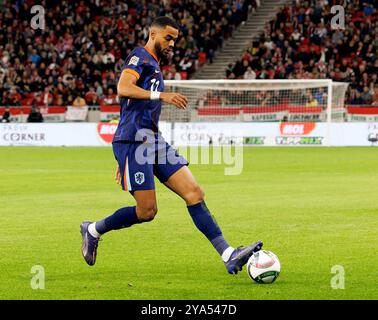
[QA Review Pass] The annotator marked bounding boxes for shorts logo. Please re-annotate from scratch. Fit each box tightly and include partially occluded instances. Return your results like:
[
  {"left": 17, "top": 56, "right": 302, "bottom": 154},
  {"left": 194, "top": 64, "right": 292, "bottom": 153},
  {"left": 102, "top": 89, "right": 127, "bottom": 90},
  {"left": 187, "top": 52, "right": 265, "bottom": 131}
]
[
  {"left": 128, "top": 56, "right": 139, "bottom": 66},
  {"left": 134, "top": 172, "right": 145, "bottom": 185}
]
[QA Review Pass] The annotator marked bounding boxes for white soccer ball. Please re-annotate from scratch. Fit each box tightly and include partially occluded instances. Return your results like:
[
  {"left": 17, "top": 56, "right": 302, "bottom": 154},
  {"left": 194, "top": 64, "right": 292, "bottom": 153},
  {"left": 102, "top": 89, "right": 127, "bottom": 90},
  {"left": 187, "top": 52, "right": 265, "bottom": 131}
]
[{"left": 247, "top": 250, "right": 281, "bottom": 284}]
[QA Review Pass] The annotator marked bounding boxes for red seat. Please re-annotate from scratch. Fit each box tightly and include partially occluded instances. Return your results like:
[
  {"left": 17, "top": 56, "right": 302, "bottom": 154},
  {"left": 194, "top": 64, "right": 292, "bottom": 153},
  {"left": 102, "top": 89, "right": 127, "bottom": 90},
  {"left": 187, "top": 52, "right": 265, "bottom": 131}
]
[
  {"left": 180, "top": 71, "right": 187, "bottom": 80},
  {"left": 25, "top": 93, "right": 35, "bottom": 99},
  {"left": 21, "top": 98, "right": 33, "bottom": 106}
]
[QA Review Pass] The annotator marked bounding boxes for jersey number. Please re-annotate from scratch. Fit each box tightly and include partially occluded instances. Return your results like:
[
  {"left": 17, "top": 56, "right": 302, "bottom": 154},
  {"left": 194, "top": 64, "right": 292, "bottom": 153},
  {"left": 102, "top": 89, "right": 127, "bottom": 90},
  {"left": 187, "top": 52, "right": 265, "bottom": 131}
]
[{"left": 150, "top": 79, "right": 160, "bottom": 92}]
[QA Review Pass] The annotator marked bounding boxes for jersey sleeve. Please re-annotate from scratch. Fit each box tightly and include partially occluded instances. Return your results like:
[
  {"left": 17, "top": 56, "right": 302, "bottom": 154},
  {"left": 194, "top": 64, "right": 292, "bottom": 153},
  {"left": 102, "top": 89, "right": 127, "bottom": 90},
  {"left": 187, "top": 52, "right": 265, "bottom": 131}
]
[{"left": 121, "top": 48, "right": 146, "bottom": 80}]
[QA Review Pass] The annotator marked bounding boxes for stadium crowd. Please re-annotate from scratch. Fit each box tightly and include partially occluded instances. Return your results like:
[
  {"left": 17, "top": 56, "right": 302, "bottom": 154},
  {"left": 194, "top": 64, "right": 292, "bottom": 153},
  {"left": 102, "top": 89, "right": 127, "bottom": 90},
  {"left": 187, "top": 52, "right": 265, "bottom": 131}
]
[
  {"left": 0, "top": 0, "right": 256, "bottom": 108},
  {"left": 226, "top": 0, "right": 378, "bottom": 106}
]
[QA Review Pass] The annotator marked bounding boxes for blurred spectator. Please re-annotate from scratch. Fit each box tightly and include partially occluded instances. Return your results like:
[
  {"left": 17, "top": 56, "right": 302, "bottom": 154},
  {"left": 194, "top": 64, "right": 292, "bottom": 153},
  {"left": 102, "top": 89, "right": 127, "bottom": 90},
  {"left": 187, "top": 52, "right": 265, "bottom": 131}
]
[
  {"left": 165, "top": 66, "right": 182, "bottom": 80},
  {"left": 171, "top": 66, "right": 182, "bottom": 80},
  {"left": 85, "top": 87, "right": 99, "bottom": 106},
  {"left": 306, "top": 92, "right": 319, "bottom": 107},
  {"left": 38, "top": 87, "right": 54, "bottom": 107},
  {"left": 314, "top": 87, "right": 326, "bottom": 105},
  {"left": 179, "top": 57, "right": 194, "bottom": 74},
  {"left": 55, "top": 95, "right": 65, "bottom": 106},
  {"left": 94, "top": 82, "right": 104, "bottom": 98},
  {"left": 260, "top": 91, "right": 280, "bottom": 106},
  {"left": 103, "top": 88, "right": 118, "bottom": 105},
  {"left": 27, "top": 106, "right": 44, "bottom": 123},
  {"left": 1, "top": 107, "right": 11, "bottom": 123},
  {"left": 226, "top": 63, "right": 234, "bottom": 78},
  {"left": 372, "top": 90, "right": 378, "bottom": 106},
  {"left": 349, "top": 91, "right": 366, "bottom": 105},
  {"left": 244, "top": 66, "right": 256, "bottom": 79},
  {"left": 72, "top": 93, "right": 87, "bottom": 107},
  {"left": 361, "top": 86, "right": 374, "bottom": 105},
  {"left": 226, "top": 0, "right": 378, "bottom": 105},
  {"left": 6, "top": 87, "right": 22, "bottom": 106},
  {"left": 0, "top": 0, "right": 250, "bottom": 107}
]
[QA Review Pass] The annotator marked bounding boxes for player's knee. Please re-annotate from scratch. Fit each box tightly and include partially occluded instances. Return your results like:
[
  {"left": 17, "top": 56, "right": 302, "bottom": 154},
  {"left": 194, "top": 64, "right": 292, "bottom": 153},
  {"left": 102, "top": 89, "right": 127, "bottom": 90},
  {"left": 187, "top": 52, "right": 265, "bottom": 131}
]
[
  {"left": 197, "top": 185, "right": 205, "bottom": 202},
  {"left": 185, "top": 184, "right": 205, "bottom": 205},
  {"left": 137, "top": 206, "right": 158, "bottom": 222}
]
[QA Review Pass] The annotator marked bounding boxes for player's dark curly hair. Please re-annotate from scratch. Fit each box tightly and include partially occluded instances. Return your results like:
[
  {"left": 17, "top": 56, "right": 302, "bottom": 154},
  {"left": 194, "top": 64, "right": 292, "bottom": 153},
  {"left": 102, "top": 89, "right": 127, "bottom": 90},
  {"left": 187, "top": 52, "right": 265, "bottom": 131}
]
[{"left": 151, "top": 16, "right": 179, "bottom": 30}]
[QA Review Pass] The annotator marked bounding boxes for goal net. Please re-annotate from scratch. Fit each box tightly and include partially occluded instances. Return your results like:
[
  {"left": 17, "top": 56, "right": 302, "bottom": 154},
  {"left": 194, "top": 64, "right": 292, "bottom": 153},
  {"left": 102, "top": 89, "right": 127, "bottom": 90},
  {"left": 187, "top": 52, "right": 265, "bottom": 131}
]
[{"left": 161, "top": 80, "right": 349, "bottom": 124}]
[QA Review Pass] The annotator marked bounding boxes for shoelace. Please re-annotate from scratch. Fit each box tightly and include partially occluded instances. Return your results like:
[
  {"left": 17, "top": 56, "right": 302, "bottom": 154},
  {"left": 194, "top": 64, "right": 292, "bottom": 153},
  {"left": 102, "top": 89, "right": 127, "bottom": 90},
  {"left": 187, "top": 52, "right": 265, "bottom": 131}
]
[{"left": 89, "top": 237, "right": 102, "bottom": 249}]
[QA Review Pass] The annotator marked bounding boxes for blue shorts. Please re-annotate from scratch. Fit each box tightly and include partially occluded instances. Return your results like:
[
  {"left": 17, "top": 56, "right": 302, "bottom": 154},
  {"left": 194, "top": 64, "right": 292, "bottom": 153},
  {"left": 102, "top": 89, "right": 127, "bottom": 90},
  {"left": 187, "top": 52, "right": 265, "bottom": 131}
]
[{"left": 112, "top": 139, "right": 188, "bottom": 192}]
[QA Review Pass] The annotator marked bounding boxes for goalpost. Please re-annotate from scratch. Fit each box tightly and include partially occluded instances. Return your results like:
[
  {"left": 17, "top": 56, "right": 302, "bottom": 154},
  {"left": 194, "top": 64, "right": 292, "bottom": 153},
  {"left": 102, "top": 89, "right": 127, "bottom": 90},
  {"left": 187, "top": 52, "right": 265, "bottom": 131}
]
[{"left": 162, "top": 79, "right": 349, "bottom": 146}]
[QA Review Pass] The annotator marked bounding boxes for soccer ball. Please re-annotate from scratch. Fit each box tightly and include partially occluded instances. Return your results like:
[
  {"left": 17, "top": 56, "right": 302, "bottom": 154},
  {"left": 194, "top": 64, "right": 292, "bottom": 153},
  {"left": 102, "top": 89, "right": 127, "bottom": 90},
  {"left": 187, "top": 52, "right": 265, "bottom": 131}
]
[{"left": 247, "top": 250, "right": 281, "bottom": 284}]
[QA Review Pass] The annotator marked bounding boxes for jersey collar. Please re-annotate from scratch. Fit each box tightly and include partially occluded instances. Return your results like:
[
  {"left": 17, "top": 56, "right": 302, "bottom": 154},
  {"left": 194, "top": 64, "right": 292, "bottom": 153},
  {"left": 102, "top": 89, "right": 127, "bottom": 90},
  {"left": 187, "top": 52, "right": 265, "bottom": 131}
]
[{"left": 144, "top": 46, "right": 160, "bottom": 63}]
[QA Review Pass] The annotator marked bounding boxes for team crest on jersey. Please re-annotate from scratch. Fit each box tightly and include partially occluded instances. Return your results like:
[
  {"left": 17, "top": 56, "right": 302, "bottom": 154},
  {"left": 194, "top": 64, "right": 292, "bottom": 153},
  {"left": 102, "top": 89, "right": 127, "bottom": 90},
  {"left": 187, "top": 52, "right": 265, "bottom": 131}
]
[
  {"left": 128, "top": 55, "right": 139, "bottom": 66},
  {"left": 134, "top": 172, "right": 145, "bottom": 185}
]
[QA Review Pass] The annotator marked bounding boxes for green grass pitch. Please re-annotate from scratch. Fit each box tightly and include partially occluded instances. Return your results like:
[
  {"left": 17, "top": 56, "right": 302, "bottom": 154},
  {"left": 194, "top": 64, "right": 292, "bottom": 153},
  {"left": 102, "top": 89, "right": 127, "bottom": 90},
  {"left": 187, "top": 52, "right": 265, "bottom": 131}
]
[{"left": 0, "top": 146, "right": 377, "bottom": 300}]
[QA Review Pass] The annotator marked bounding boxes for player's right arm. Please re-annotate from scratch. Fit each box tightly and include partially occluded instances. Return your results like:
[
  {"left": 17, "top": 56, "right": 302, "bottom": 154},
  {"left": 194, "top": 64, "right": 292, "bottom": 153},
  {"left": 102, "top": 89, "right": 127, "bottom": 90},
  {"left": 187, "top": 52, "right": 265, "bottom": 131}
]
[{"left": 117, "top": 70, "right": 188, "bottom": 109}]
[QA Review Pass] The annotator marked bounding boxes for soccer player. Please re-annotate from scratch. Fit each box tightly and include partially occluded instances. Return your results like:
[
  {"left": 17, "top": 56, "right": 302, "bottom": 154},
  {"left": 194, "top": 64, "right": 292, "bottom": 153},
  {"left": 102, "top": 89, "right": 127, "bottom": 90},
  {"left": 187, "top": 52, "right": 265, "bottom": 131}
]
[{"left": 80, "top": 17, "right": 262, "bottom": 275}]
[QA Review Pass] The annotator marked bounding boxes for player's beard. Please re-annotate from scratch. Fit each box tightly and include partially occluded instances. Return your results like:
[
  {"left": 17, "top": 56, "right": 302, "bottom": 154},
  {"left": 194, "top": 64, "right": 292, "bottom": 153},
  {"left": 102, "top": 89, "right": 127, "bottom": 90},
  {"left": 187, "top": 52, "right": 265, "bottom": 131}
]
[
  {"left": 155, "top": 41, "right": 164, "bottom": 59},
  {"left": 155, "top": 41, "right": 169, "bottom": 65}
]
